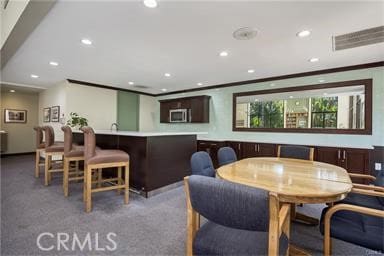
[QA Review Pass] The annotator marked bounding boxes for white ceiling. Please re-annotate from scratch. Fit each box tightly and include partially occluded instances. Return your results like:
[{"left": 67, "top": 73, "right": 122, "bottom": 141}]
[{"left": 1, "top": 0, "right": 384, "bottom": 94}]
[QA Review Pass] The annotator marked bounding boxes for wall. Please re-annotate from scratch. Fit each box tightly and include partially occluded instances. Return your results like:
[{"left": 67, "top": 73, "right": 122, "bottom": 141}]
[
  {"left": 1, "top": 91, "right": 38, "bottom": 153},
  {"left": 138, "top": 95, "right": 157, "bottom": 132},
  {"left": 117, "top": 91, "right": 138, "bottom": 131},
  {"left": 156, "top": 67, "right": 384, "bottom": 148}
]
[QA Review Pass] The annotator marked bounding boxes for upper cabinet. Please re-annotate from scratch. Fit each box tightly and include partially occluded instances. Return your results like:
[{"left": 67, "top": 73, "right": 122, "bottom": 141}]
[{"left": 159, "top": 95, "right": 210, "bottom": 123}]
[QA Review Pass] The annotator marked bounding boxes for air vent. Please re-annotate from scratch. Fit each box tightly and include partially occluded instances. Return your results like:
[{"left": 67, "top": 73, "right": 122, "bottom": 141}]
[
  {"left": 333, "top": 26, "right": 384, "bottom": 51},
  {"left": 233, "top": 27, "right": 258, "bottom": 40}
]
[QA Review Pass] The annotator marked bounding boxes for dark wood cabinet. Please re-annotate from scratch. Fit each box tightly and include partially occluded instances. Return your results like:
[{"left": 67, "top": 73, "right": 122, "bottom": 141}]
[
  {"left": 159, "top": 95, "right": 210, "bottom": 123},
  {"left": 226, "top": 141, "right": 242, "bottom": 159},
  {"left": 197, "top": 140, "right": 225, "bottom": 168},
  {"left": 241, "top": 142, "right": 277, "bottom": 158}
]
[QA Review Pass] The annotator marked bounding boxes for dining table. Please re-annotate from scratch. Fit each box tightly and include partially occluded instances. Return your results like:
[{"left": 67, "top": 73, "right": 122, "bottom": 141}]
[{"left": 216, "top": 157, "right": 353, "bottom": 255}]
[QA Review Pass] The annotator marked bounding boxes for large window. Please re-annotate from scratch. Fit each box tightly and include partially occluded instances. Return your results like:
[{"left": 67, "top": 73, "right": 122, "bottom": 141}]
[{"left": 233, "top": 79, "right": 372, "bottom": 134}]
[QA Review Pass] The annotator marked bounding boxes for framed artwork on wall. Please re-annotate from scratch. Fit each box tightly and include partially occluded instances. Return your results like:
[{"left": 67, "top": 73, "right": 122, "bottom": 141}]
[
  {"left": 4, "top": 109, "right": 27, "bottom": 123},
  {"left": 50, "top": 106, "right": 60, "bottom": 122},
  {"left": 43, "top": 108, "right": 50, "bottom": 122}
]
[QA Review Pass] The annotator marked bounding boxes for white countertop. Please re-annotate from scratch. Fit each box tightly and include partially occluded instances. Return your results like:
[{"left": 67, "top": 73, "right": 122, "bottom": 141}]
[{"left": 73, "top": 129, "right": 207, "bottom": 137}]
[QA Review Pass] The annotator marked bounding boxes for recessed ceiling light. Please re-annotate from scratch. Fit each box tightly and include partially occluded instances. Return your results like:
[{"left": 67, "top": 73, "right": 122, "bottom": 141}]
[
  {"left": 297, "top": 30, "right": 311, "bottom": 37},
  {"left": 128, "top": 81, "right": 134, "bottom": 85},
  {"left": 270, "top": 83, "right": 275, "bottom": 87},
  {"left": 31, "top": 74, "right": 39, "bottom": 78},
  {"left": 49, "top": 61, "right": 59, "bottom": 66},
  {"left": 197, "top": 82, "right": 203, "bottom": 86},
  {"left": 219, "top": 51, "right": 228, "bottom": 57},
  {"left": 254, "top": 99, "right": 259, "bottom": 102},
  {"left": 9, "top": 90, "right": 15, "bottom": 93},
  {"left": 143, "top": 0, "right": 157, "bottom": 8},
  {"left": 323, "top": 92, "right": 328, "bottom": 96},
  {"left": 247, "top": 69, "right": 255, "bottom": 73},
  {"left": 161, "top": 88, "right": 167, "bottom": 92},
  {"left": 81, "top": 38, "right": 92, "bottom": 45},
  {"left": 309, "top": 57, "right": 319, "bottom": 62},
  {"left": 319, "top": 79, "right": 326, "bottom": 83},
  {"left": 289, "top": 96, "right": 293, "bottom": 99},
  {"left": 164, "top": 73, "right": 171, "bottom": 77}
]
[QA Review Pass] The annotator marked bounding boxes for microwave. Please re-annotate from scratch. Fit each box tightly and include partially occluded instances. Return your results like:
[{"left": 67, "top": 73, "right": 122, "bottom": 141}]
[{"left": 169, "top": 109, "right": 188, "bottom": 123}]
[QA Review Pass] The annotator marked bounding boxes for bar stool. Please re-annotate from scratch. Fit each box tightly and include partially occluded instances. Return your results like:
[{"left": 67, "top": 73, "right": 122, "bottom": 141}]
[
  {"left": 33, "top": 126, "right": 45, "bottom": 178},
  {"left": 61, "top": 126, "right": 85, "bottom": 197},
  {"left": 81, "top": 126, "right": 129, "bottom": 213},
  {"left": 42, "top": 126, "right": 64, "bottom": 186}
]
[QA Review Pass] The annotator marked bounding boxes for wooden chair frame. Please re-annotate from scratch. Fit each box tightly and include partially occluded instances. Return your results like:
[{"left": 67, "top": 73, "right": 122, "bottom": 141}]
[
  {"left": 277, "top": 145, "right": 314, "bottom": 161},
  {"left": 44, "top": 151, "right": 64, "bottom": 186},
  {"left": 35, "top": 148, "right": 45, "bottom": 178},
  {"left": 63, "top": 155, "right": 84, "bottom": 197},
  {"left": 323, "top": 187, "right": 384, "bottom": 256},
  {"left": 184, "top": 176, "right": 291, "bottom": 256},
  {"left": 83, "top": 161, "right": 129, "bottom": 213}
]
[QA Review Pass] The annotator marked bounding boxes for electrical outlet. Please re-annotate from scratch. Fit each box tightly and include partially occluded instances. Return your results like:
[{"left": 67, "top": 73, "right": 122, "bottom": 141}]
[{"left": 375, "top": 163, "right": 382, "bottom": 171}]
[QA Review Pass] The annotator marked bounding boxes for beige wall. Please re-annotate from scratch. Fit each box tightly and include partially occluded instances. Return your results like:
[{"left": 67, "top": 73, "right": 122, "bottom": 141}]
[
  {"left": 1, "top": 91, "right": 38, "bottom": 153},
  {"left": 139, "top": 95, "right": 156, "bottom": 132}
]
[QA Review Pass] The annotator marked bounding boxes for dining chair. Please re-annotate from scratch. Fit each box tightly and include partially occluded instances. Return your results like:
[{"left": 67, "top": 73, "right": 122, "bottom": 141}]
[
  {"left": 190, "top": 151, "right": 215, "bottom": 177},
  {"left": 184, "top": 175, "right": 291, "bottom": 256},
  {"left": 42, "top": 126, "right": 64, "bottom": 186},
  {"left": 33, "top": 126, "right": 45, "bottom": 178},
  {"left": 217, "top": 146, "right": 237, "bottom": 167},
  {"left": 277, "top": 145, "right": 314, "bottom": 161},
  {"left": 320, "top": 177, "right": 384, "bottom": 255},
  {"left": 81, "top": 126, "right": 129, "bottom": 213}
]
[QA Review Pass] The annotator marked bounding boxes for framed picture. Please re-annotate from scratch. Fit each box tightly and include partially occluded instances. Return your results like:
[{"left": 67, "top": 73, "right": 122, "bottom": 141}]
[
  {"left": 50, "top": 106, "right": 60, "bottom": 122},
  {"left": 43, "top": 108, "right": 50, "bottom": 122},
  {"left": 4, "top": 109, "right": 27, "bottom": 123}
]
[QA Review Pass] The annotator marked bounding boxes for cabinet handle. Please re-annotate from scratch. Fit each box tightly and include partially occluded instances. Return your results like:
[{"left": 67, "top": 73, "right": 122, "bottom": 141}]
[
  {"left": 200, "top": 142, "right": 206, "bottom": 145},
  {"left": 337, "top": 150, "right": 341, "bottom": 159},
  {"left": 254, "top": 145, "right": 257, "bottom": 152},
  {"left": 211, "top": 143, "right": 217, "bottom": 146},
  {"left": 257, "top": 144, "right": 260, "bottom": 152},
  {"left": 238, "top": 144, "right": 241, "bottom": 151},
  {"left": 343, "top": 150, "right": 346, "bottom": 160}
]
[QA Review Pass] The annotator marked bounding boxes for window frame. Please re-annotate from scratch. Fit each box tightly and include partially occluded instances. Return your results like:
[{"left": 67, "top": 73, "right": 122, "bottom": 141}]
[{"left": 232, "top": 79, "right": 372, "bottom": 135}]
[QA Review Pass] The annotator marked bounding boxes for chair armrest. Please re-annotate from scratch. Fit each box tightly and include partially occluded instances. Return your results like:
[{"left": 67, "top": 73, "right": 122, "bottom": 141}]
[
  {"left": 323, "top": 203, "right": 384, "bottom": 256},
  {"left": 351, "top": 187, "right": 384, "bottom": 197},
  {"left": 184, "top": 176, "right": 200, "bottom": 256},
  {"left": 353, "top": 183, "right": 384, "bottom": 193},
  {"left": 349, "top": 173, "right": 376, "bottom": 181}
]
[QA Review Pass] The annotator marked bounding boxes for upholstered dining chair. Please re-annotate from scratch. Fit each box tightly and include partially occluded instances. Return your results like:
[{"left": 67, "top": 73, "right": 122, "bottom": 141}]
[
  {"left": 320, "top": 177, "right": 384, "bottom": 255},
  {"left": 33, "top": 126, "right": 45, "bottom": 178},
  {"left": 81, "top": 126, "right": 129, "bottom": 213},
  {"left": 61, "top": 126, "right": 85, "bottom": 197},
  {"left": 184, "top": 175, "right": 291, "bottom": 256},
  {"left": 277, "top": 145, "right": 314, "bottom": 161},
  {"left": 217, "top": 147, "right": 237, "bottom": 167},
  {"left": 42, "top": 126, "right": 64, "bottom": 186},
  {"left": 190, "top": 151, "right": 215, "bottom": 177}
]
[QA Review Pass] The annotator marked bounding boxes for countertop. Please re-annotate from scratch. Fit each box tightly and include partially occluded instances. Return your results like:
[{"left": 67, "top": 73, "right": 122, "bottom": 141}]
[{"left": 73, "top": 130, "right": 207, "bottom": 137}]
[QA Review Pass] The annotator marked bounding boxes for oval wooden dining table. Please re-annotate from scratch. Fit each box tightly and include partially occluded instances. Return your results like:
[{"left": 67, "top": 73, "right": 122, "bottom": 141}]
[{"left": 216, "top": 157, "right": 353, "bottom": 255}]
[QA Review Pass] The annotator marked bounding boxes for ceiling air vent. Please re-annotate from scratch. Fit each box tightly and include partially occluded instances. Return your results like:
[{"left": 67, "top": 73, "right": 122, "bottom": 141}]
[
  {"left": 133, "top": 85, "right": 150, "bottom": 89},
  {"left": 333, "top": 26, "right": 384, "bottom": 51}
]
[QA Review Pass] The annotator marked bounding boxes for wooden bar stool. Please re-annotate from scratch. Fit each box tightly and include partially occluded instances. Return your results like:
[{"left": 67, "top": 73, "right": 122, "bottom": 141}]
[
  {"left": 81, "top": 126, "right": 129, "bottom": 213},
  {"left": 61, "top": 126, "right": 85, "bottom": 197},
  {"left": 33, "top": 126, "right": 45, "bottom": 178},
  {"left": 42, "top": 126, "right": 64, "bottom": 186}
]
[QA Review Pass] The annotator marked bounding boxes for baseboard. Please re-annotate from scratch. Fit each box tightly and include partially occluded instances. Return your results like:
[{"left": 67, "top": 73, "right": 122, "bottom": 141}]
[{"left": 0, "top": 152, "right": 34, "bottom": 158}]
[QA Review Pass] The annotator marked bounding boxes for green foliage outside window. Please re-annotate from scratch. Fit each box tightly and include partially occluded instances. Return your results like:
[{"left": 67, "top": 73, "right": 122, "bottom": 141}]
[
  {"left": 250, "top": 100, "right": 284, "bottom": 128},
  {"left": 311, "top": 97, "right": 338, "bottom": 128}
]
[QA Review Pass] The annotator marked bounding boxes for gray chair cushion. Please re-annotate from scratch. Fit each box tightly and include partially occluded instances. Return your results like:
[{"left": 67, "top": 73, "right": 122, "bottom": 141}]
[
  {"left": 340, "top": 193, "right": 383, "bottom": 210},
  {"left": 218, "top": 147, "right": 237, "bottom": 167},
  {"left": 193, "top": 221, "right": 289, "bottom": 256},
  {"left": 279, "top": 145, "right": 311, "bottom": 160},
  {"left": 188, "top": 175, "right": 269, "bottom": 231},
  {"left": 190, "top": 151, "right": 216, "bottom": 177}
]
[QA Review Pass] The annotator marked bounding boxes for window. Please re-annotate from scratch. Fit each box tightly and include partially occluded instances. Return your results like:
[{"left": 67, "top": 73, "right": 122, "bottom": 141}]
[{"left": 233, "top": 79, "right": 372, "bottom": 134}]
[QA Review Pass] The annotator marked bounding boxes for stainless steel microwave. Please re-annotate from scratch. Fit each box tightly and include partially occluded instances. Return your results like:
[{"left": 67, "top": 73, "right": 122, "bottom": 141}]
[{"left": 169, "top": 109, "right": 188, "bottom": 122}]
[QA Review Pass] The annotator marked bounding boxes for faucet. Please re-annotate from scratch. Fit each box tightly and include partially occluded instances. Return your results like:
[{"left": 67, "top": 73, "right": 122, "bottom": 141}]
[{"left": 111, "top": 123, "right": 119, "bottom": 131}]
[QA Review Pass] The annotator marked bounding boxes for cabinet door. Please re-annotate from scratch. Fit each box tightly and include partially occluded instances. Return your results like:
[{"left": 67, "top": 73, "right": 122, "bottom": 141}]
[
  {"left": 190, "top": 97, "right": 209, "bottom": 123},
  {"left": 197, "top": 141, "right": 224, "bottom": 168},
  {"left": 258, "top": 143, "right": 277, "bottom": 157},
  {"left": 242, "top": 142, "right": 258, "bottom": 158},
  {"left": 315, "top": 147, "right": 341, "bottom": 166},
  {"left": 341, "top": 148, "right": 370, "bottom": 183},
  {"left": 160, "top": 102, "right": 170, "bottom": 123},
  {"left": 226, "top": 142, "right": 242, "bottom": 160}
]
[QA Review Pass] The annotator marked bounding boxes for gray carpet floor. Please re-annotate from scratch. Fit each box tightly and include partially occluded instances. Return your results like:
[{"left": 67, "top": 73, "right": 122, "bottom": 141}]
[{"left": 1, "top": 155, "right": 382, "bottom": 256}]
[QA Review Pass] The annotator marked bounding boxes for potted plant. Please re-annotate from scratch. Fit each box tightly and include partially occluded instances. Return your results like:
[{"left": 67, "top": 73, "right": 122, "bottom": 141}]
[{"left": 66, "top": 112, "right": 88, "bottom": 129}]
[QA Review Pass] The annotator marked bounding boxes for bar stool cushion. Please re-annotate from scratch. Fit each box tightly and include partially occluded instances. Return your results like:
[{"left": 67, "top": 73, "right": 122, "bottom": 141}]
[
  {"left": 45, "top": 142, "right": 65, "bottom": 153},
  {"left": 88, "top": 150, "right": 129, "bottom": 165}
]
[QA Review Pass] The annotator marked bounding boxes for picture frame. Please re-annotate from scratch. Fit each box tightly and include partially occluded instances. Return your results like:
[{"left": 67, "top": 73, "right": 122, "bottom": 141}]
[
  {"left": 4, "top": 109, "right": 27, "bottom": 123},
  {"left": 50, "top": 106, "right": 60, "bottom": 122},
  {"left": 43, "top": 107, "right": 50, "bottom": 122}
]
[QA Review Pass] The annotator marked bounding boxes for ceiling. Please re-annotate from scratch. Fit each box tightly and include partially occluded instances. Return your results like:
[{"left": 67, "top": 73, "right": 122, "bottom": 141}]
[{"left": 1, "top": 0, "right": 384, "bottom": 94}]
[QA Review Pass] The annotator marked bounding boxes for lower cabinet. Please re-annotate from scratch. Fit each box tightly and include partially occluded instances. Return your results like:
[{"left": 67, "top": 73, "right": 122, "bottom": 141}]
[
  {"left": 197, "top": 140, "right": 226, "bottom": 168},
  {"left": 242, "top": 142, "right": 277, "bottom": 158}
]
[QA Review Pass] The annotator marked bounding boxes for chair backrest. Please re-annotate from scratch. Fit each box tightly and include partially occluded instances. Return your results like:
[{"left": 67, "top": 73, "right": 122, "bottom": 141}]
[
  {"left": 33, "top": 126, "right": 44, "bottom": 149},
  {"left": 80, "top": 126, "right": 96, "bottom": 163},
  {"left": 187, "top": 175, "right": 269, "bottom": 231},
  {"left": 217, "top": 147, "right": 237, "bottom": 166},
  {"left": 61, "top": 126, "right": 73, "bottom": 155},
  {"left": 278, "top": 145, "right": 314, "bottom": 161},
  {"left": 42, "top": 126, "right": 55, "bottom": 147},
  {"left": 190, "top": 151, "right": 215, "bottom": 177}
]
